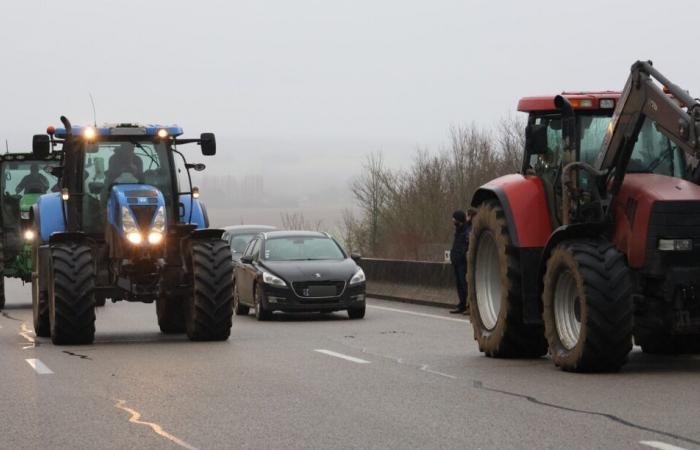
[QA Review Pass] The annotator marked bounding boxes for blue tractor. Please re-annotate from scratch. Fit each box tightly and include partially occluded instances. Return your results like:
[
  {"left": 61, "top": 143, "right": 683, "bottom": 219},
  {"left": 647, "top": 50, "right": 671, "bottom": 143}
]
[{"left": 31, "top": 116, "right": 234, "bottom": 344}]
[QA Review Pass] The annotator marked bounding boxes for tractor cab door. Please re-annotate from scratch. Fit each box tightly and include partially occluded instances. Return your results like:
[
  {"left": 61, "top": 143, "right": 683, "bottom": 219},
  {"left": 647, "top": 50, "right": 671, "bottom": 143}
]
[{"left": 525, "top": 113, "right": 565, "bottom": 227}]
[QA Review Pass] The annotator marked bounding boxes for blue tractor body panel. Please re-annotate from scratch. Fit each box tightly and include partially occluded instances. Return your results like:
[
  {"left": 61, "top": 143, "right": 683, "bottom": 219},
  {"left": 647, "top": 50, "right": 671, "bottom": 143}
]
[
  {"left": 179, "top": 194, "right": 207, "bottom": 229},
  {"left": 107, "top": 184, "right": 167, "bottom": 238},
  {"left": 37, "top": 192, "right": 66, "bottom": 242}
]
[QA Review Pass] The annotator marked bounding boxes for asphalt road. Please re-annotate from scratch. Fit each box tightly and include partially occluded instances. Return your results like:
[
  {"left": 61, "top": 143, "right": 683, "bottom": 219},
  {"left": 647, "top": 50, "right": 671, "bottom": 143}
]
[{"left": 1, "top": 278, "right": 700, "bottom": 450}]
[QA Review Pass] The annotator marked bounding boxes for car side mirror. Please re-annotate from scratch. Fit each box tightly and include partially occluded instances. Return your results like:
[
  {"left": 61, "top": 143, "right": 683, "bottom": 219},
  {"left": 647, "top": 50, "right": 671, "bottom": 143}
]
[
  {"left": 240, "top": 255, "right": 254, "bottom": 264},
  {"left": 525, "top": 123, "right": 548, "bottom": 155},
  {"left": 350, "top": 253, "right": 362, "bottom": 263},
  {"left": 200, "top": 133, "right": 216, "bottom": 156},
  {"left": 33, "top": 134, "right": 50, "bottom": 158}
]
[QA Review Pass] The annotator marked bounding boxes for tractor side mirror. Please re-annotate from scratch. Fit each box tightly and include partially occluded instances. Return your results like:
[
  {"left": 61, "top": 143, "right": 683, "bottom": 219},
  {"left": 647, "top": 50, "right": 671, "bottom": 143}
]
[
  {"left": 525, "top": 123, "right": 549, "bottom": 156},
  {"left": 33, "top": 134, "right": 50, "bottom": 158},
  {"left": 49, "top": 166, "right": 63, "bottom": 178},
  {"left": 240, "top": 255, "right": 254, "bottom": 264},
  {"left": 200, "top": 133, "right": 216, "bottom": 156}
]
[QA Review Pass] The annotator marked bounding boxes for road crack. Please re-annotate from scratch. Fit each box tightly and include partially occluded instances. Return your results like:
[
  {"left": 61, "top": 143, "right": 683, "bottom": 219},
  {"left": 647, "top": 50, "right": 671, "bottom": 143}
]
[
  {"left": 472, "top": 380, "right": 700, "bottom": 447},
  {"left": 113, "top": 399, "right": 198, "bottom": 450},
  {"left": 62, "top": 350, "right": 91, "bottom": 360},
  {"left": 2, "top": 311, "right": 22, "bottom": 321}
]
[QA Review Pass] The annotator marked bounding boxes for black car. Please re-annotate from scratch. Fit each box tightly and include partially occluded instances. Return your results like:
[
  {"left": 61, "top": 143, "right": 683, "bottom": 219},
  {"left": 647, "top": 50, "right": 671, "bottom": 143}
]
[
  {"left": 222, "top": 225, "right": 277, "bottom": 262},
  {"left": 233, "top": 231, "right": 366, "bottom": 320}
]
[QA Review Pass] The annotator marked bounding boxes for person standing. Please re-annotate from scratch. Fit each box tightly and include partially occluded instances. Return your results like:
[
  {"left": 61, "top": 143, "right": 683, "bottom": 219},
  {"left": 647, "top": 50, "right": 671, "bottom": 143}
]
[{"left": 449, "top": 209, "right": 475, "bottom": 314}]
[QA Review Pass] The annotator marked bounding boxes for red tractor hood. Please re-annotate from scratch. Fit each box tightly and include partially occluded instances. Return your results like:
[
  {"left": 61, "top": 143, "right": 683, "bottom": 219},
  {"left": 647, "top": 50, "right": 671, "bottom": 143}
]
[{"left": 613, "top": 173, "right": 700, "bottom": 268}]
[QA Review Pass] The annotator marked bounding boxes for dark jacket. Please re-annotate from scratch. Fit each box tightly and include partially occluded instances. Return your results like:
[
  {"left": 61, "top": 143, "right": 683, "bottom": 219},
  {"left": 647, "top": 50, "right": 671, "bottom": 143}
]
[{"left": 450, "top": 223, "right": 471, "bottom": 266}]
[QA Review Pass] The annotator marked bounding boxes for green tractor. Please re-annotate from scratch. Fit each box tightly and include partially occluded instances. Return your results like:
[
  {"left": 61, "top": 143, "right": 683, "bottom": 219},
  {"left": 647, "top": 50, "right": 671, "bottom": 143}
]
[{"left": 0, "top": 154, "right": 61, "bottom": 309}]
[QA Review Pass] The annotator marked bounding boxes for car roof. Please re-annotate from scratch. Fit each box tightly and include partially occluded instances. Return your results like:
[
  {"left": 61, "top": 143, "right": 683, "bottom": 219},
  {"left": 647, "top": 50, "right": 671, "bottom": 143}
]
[
  {"left": 222, "top": 225, "right": 277, "bottom": 233},
  {"left": 263, "top": 230, "right": 328, "bottom": 239}
]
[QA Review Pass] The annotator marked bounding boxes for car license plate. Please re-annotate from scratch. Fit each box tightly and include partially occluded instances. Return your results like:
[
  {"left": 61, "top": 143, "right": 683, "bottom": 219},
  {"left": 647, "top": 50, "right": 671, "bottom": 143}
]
[{"left": 306, "top": 285, "right": 337, "bottom": 297}]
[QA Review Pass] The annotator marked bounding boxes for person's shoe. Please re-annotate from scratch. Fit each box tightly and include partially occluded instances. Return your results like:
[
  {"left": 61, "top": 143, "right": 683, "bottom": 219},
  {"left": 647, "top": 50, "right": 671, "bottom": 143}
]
[{"left": 449, "top": 308, "right": 466, "bottom": 314}]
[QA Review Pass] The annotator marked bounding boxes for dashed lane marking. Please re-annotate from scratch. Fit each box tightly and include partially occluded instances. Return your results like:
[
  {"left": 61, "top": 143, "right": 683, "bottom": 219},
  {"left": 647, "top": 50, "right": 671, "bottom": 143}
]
[
  {"left": 25, "top": 358, "right": 53, "bottom": 375},
  {"left": 367, "top": 304, "right": 469, "bottom": 323},
  {"left": 315, "top": 349, "right": 370, "bottom": 364},
  {"left": 640, "top": 441, "right": 687, "bottom": 450},
  {"left": 114, "top": 399, "right": 198, "bottom": 450}
]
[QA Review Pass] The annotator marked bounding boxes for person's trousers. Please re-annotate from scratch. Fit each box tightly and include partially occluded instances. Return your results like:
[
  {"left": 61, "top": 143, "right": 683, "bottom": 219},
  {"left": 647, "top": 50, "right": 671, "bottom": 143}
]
[{"left": 453, "top": 263, "right": 467, "bottom": 310}]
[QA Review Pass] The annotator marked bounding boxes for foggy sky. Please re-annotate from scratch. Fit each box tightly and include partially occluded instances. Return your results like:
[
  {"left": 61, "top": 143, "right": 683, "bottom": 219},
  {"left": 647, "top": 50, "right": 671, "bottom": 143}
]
[{"left": 1, "top": 0, "right": 698, "bottom": 194}]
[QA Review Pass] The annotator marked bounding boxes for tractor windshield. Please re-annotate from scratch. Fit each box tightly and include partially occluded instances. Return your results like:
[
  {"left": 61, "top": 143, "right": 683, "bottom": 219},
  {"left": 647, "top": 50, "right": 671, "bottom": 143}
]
[
  {"left": 1, "top": 159, "right": 60, "bottom": 233},
  {"left": 579, "top": 114, "right": 686, "bottom": 178},
  {"left": 82, "top": 140, "right": 174, "bottom": 233}
]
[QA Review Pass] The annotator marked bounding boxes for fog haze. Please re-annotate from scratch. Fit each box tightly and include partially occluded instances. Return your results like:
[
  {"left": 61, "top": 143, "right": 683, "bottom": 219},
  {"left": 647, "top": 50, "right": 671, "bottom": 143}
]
[{"left": 1, "top": 0, "right": 698, "bottom": 227}]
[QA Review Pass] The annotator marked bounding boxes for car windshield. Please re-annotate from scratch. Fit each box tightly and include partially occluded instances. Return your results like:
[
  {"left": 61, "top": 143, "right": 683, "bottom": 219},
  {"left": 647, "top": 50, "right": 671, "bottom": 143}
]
[
  {"left": 263, "top": 237, "right": 345, "bottom": 261},
  {"left": 81, "top": 140, "right": 174, "bottom": 233},
  {"left": 579, "top": 114, "right": 686, "bottom": 178},
  {"left": 230, "top": 233, "right": 258, "bottom": 254}
]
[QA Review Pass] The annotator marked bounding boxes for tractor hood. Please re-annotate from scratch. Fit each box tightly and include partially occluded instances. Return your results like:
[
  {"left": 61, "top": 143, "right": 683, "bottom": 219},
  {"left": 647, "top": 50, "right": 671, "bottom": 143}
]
[
  {"left": 107, "top": 184, "right": 167, "bottom": 235},
  {"left": 621, "top": 173, "right": 700, "bottom": 201}
]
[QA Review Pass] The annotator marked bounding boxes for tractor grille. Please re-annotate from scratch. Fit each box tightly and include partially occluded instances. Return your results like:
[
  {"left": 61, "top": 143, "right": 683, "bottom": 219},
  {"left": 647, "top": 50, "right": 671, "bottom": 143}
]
[
  {"left": 292, "top": 281, "right": 346, "bottom": 299},
  {"left": 130, "top": 205, "right": 157, "bottom": 230},
  {"left": 644, "top": 201, "right": 700, "bottom": 275}
]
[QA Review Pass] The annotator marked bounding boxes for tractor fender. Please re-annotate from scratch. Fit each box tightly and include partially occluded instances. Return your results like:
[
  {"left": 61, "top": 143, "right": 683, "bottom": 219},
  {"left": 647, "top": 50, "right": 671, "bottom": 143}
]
[
  {"left": 536, "top": 222, "right": 611, "bottom": 291},
  {"left": 470, "top": 174, "right": 553, "bottom": 248},
  {"left": 48, "top": 231, "right": 91, "bottom": 246},
  {"left": 179, "top": 195, "right": 208, "bottom": 229},
  {"left": 190, "top": 228, "right": 225, "bottom": 240},
  {"left": 36, "top": 193, "right": 66, "bottom": 242}
]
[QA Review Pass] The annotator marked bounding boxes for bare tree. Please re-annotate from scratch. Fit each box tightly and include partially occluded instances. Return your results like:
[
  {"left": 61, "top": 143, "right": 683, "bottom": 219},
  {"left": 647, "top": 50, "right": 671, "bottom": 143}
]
[
  {"left": 280, "top": 212, "right": 324, "bottom": 231},
  {"left": 350, "top": 152, "right": 388, "bottom": 255}
]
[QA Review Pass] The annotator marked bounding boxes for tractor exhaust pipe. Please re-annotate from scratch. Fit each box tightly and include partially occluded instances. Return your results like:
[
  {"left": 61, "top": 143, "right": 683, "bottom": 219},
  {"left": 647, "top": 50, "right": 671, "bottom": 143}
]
[{"left": 60, "top": 116, "right": 72, "bottom": 137}]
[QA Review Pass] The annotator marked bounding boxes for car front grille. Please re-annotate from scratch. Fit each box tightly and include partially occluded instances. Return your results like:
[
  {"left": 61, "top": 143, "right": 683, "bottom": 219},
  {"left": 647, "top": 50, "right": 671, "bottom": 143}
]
[{"left": 292, "top": 281, "right": 346, "bottom": 299}]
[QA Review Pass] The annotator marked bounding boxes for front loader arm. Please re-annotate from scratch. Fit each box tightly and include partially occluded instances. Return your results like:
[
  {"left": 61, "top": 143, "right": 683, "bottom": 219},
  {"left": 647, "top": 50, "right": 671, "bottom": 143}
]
[{"left": 595, "top": 60, "right": 700, "bottom": 199}]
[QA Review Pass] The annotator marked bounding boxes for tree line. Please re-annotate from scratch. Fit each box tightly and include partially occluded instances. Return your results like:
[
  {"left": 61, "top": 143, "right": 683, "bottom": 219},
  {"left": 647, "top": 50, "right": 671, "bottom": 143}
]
[{"left": 342, "top": 117, "right": 525, "bottom": 261}]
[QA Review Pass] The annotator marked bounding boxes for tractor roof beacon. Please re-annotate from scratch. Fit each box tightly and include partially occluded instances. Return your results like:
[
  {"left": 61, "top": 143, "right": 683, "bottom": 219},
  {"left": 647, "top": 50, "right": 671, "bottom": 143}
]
[
  {"left": 31, "top": 118, "right": 234, "bottom": 344},
  {"left": 468, "top": 61, "right": 700, "bottom": 372}
]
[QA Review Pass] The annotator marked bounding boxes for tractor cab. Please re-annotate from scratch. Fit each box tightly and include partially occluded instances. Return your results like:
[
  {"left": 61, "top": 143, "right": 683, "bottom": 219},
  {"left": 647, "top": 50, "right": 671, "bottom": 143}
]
[{"left": 519, "top": 91, "right": 687, "bottom": 226}]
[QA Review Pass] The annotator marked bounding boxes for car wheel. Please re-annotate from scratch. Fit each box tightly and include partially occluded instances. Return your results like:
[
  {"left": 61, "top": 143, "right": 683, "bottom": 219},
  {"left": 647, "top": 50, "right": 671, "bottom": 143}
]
[
  {"left": 254, "top": 284, "right": 271, "bottom": 321},
  {"left": 348, "top": 306, "right": 365, "bottom": 319}
]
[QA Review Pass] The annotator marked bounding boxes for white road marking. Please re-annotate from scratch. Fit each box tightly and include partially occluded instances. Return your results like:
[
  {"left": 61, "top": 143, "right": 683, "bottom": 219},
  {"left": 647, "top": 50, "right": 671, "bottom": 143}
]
[
  {"left": 315, "top": 349, "right": 370, "bottom": 364},
  {"left": 367, "top": 304, "right": 469, "bottom": 323},
  {"left": 114, "top": 399, "right": 198, "bottom": 450},
  {"left": 19, "top": 323, "right": 36, "bottom": 349},
  {"left": 25, "top": 358, "right": 53, "bottom": 375},
  {"left": 640, "top": 441, "right": 687, "bottom": 450}
]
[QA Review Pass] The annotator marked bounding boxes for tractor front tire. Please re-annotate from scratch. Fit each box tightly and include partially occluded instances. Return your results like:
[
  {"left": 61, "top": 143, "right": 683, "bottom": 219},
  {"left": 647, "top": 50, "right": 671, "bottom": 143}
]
[
  {"left": 467, "top": 201, "right": 547, "bottom": 358},
  {"left": 542, "top": 239, "right": 634, "bottom": 372},
  {"left": 48, "top": 242, "right": 96, "bottom": 345},
  {"left": 157, "top": 289, "right": 186, "bottom": 334},
  {"left": 184, "top": 239, "right": 234, "bottom": 341}
]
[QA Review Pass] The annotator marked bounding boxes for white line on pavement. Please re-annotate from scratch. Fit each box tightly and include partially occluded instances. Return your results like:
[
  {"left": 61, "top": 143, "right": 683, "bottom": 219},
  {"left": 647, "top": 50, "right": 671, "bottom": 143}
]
[
  {"left": 25, "top": 358, "right": 54, "bottom": 375},
  {"left": 367, "top": 304, "right": 469, "bottom": 323},
  {"left": 640, "top": 441, "right": 687, "bottom": 450},
  {"left": 315, "top": 349, "right": 370, "bottom": 364}
]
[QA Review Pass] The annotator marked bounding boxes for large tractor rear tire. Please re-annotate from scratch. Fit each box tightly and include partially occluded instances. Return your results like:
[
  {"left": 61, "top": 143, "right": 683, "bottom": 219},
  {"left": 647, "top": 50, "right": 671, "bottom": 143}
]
[
  {"left": 467, "top": 202, "right": 547, "bottom": 358},
  {"left": 156, "top": 289, "right": 186, "bottom": 334},
  {"left": 48, "top": 242, "right": 96, "bottom": 345},
  {"left": 184, "top": 239, "right": 234, "bottom": 341},
  {"left": 542, "top": 239, "right": 634, "bottom": 372}
]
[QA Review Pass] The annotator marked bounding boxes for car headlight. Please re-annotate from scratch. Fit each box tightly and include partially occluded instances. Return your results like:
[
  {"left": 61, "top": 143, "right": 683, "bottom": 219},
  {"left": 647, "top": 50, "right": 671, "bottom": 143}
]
[
  {"left": 121, "top": 207, "right": 139, "bottom": 234},
  {"left": 151, "top": 206, "right": 165, "bottom": 233},
  {"left": 262, "top": 271, "right": 287, "bottom": 287},
  {"left": 349, "top": 268, "right": 366, "bottom": 285},
  {"left": 658, "top": 238, "right": 693, "bottom": 252}
]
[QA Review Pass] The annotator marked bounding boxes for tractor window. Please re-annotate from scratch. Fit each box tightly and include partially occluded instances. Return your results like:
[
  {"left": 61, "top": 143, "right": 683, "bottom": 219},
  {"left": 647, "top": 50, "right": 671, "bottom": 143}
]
[
  {"left": 81, "top": 141, "right": 175, "bottom": 233},
  {"left": 1, "top": 160, "right": 60, "bottom": 235},
  {"left": 528, "top": 115, "right": 563, "bottom": 186},
  {"left": 578, "top": 115, "right": 610, "bottom": 165},
  {"left": 628, "top": 118, "right": 686, "bottom": 178}
]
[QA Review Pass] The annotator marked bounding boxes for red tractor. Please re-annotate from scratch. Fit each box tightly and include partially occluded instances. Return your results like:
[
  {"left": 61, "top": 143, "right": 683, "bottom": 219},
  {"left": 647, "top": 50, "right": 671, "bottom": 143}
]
[{"left": 467, "top": 61, "right": 700, "bottom": 372}]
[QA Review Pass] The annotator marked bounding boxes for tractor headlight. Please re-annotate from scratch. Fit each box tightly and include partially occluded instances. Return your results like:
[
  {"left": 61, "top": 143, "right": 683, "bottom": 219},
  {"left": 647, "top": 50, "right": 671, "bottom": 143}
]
[
  {"left": 658, "top": 238, "right": 693, "bottom": 252},
  {"left": 349, "top": 268, "right": 366, "bottom": 285},
  {"left": 262, "top": 271, "right": 287, "bottom": 287},
  {"left": 121, "top": 207, "right": 139, "bottom": 234},
  {"left": 23, "top": 229, "right": 35, "bottom": 241},
  {"left": 151, "top": 206, "right": 165, "bottom": 233},
  {"left": 126, "top": 232, "right": 143, "bottom": 245},
  {"left": 148, "top": 232, "right": 163, "bottom": 245}
]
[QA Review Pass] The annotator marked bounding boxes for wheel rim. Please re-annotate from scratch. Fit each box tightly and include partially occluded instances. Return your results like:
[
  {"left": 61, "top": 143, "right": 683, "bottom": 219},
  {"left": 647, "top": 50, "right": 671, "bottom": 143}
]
[
  {"left": 553, "top": 269, "right": 581, "bottom": 350},
  {"left": 474, "top": 231, "right": 501, "bottom": 330}
]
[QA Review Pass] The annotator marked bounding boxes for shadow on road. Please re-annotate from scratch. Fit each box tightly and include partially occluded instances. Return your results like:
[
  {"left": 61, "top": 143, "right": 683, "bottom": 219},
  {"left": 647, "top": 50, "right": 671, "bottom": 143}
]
[
  {"left": 622, "top": 350, "right": 700, "bottom": 374},
  {"left": 1, "top": 303, "right": 32, "bottom": 310},
  {"left": 237, "top": 312, "right": 349, "bottom": 322}
]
